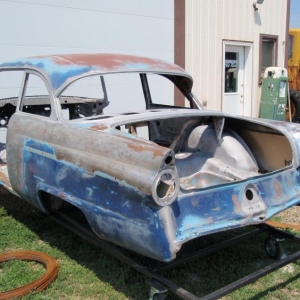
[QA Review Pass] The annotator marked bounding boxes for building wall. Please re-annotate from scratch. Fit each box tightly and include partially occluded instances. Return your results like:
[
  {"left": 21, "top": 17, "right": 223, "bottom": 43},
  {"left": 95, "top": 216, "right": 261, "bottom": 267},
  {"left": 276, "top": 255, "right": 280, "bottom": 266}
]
[
  {"left": 0, "top": 0, "right": 290, "bottom": 118},
  {"left": 0, "top": 1, "right": 175, "bottom": 142},
  {"left": 185, "top": 0, "right": 288, "bottom": 117},
  {"left": 0, "top": 0, "right": 174, "bottom": 62}
]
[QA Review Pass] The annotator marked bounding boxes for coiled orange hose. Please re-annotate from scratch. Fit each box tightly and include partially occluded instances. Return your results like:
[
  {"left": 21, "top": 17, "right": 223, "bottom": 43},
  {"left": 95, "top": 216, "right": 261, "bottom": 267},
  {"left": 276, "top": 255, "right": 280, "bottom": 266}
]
[{"left": 0, "top": 251, "right": 59, "bottom": 299}]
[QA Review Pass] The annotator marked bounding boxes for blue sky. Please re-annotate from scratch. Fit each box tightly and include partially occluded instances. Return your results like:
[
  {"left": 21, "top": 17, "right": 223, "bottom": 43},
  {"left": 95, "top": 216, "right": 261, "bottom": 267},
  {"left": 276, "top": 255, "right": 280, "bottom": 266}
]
[{"left": 290, "top": 0, "right": 300, "bottom": 28}]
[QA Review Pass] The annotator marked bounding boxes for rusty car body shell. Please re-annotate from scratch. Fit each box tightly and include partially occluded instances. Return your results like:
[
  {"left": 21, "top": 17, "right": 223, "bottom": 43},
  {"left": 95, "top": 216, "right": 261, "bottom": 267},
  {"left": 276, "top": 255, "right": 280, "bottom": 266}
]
[{"left": 1, "top": 54, "right": 300, "bottom": 262}]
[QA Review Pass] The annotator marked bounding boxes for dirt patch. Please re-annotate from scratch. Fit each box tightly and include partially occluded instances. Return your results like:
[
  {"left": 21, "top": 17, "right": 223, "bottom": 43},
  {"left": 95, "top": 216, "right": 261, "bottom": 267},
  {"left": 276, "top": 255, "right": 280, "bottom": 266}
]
[
  {"left": 276, "top": 206, "right": 300, "bottom": 225},
  {"left": 281, "top": 264, "right": 295, "bottom": 274}
]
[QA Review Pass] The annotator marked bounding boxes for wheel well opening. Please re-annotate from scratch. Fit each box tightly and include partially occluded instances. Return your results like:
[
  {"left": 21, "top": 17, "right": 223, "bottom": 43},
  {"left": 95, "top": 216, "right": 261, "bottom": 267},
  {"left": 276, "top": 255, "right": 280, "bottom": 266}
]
[
  {"left": 39, "top": 192, "right": 89, "bottom": 226},
  {"left": 39, "top": 191, "right": 70, "bottom": 213}
]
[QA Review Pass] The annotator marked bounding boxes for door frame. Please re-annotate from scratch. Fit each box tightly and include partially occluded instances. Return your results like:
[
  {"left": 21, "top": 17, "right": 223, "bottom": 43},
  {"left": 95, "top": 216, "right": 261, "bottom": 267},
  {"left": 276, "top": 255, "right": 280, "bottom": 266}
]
[{"left": 222, "top": 41, "right": 253, "bottom": 117}]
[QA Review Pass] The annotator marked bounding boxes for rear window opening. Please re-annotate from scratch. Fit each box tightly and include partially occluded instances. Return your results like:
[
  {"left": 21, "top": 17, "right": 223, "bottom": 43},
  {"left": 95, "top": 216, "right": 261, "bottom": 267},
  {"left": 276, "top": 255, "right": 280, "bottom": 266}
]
[{"left": 58, "top": 72, "right": 197, "bottom": 120}]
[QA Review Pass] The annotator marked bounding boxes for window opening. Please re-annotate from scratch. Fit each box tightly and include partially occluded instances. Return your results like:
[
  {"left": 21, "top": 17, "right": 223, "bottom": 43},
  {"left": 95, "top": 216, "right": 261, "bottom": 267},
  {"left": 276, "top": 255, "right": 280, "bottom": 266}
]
[
  {"left": 225, "top": 52, "right": 238, "bottom": 93},
  {"left": 259, "top": 35, "right": 278, "bottom": 84},
  {"left": 20, "top": 73, "right": 51, "bottom": 117}
]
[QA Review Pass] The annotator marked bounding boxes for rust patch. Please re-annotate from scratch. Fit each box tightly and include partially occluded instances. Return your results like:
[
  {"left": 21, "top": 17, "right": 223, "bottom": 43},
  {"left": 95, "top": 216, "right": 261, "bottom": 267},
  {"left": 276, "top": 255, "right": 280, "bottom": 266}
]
[
  {"left": 55, "top": 150, "right": 92, "bottom": 172},
  {"left": 232, "top": 194, "right": 242, "bottom": 214},
  {"left": 90, "top": 124, "right": 109, "bottom": 132},
  {"left": 288, "top": 65, "right": 300, "bottom": 91},
  {"left": 48, "top": 53, "right": 185, "bottom": 73},
  {"left": 55, "top": 151, "right": 72, "bottom": 163},
  {"left": 58, "top": 191, "right": 68, "bottom": 200},
  {"left": 126, "top": 141, "right": 166, "bottom": 159},
  {"left": 273, "top": 180, "right": 283, "bottom": 202}
]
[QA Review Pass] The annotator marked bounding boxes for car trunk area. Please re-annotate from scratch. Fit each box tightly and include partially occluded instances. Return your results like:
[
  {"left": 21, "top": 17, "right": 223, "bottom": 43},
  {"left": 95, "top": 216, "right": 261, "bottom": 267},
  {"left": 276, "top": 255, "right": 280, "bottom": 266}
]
[{"left": 120, "top": 114, "right": 294, "bottom": 191}]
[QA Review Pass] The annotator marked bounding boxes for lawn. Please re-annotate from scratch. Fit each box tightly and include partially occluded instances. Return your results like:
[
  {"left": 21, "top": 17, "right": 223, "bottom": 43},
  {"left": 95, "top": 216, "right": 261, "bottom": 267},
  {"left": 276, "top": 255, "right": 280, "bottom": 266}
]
[{"left": 1, "top": 187, "right": 300, "bottom": 300}]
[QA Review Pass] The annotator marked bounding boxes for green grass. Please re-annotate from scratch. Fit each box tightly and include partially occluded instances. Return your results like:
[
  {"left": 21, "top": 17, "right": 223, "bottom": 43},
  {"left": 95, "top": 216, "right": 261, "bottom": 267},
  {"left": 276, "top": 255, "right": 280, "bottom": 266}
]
[
  {"left": 0, "top": 260, "right": 45, "bottom": 292},
  {"left": 270, "top": 215, "right": 283, "bottom": 222},
  {"left": 1, "top": 187, "right": 300, "bottom": 299}
]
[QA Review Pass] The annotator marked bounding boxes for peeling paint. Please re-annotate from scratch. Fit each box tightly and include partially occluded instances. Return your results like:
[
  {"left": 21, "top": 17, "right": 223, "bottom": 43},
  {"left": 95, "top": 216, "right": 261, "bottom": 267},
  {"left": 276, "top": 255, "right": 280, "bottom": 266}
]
[
  {"left": 0, "top": 53, "right": 192, "bottom": 95},
  {"left": 1, "top": 54, "right": 300, "bottom": 262},
  {"left": 89, "top": 124, "right": 109, "bottom": 132}
]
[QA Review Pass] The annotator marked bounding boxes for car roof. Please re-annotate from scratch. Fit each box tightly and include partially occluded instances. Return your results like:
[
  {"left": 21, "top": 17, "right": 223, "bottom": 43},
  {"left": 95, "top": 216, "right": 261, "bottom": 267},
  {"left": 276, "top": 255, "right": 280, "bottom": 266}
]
[{"left": 0, "top": 53, "right": 193, "bottom": 94}]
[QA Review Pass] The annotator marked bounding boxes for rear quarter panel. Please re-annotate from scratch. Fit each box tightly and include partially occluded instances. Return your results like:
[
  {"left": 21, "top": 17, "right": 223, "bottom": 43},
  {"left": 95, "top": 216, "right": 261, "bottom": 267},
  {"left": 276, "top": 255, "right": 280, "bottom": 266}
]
[{"left": 6, "top": 113, "right": 178, "bottom": 260}]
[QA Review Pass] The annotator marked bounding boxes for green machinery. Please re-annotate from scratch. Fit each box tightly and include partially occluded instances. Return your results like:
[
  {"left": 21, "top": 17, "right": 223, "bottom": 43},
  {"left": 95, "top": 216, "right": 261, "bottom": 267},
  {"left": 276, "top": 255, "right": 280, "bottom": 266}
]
[{"left": 259, "top": 67, "right": 288, "bottom": 121}]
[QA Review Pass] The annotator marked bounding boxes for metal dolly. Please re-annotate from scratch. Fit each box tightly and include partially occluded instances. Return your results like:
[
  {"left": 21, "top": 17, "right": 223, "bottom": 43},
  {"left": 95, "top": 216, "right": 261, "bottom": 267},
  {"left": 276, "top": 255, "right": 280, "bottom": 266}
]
[{"left": 51, "top": 211, "right": 300, "bottom": 300}]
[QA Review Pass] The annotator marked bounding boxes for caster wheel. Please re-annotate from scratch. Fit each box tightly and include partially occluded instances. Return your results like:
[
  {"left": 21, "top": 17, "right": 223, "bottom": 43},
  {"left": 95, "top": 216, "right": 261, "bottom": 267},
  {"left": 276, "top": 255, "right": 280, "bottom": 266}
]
[
  {"left": 148, "top": 280, "right": 168, "bottom": 300},
  {"left": 264, "top": 236, "right": 283, "bottom": 259},
  {"left": 152, "top": 292, "right": 168, "bottom": 300}
]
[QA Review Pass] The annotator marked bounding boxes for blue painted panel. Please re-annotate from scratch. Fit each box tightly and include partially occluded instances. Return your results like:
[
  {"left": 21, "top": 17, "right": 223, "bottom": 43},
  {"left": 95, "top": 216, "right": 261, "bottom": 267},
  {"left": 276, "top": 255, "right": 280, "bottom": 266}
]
[
  {"left": 19, "top": 137, "right": 300, "bottom": 261},
  {"left": 22, "top": 138, "right": 174, "bottom": 260}
]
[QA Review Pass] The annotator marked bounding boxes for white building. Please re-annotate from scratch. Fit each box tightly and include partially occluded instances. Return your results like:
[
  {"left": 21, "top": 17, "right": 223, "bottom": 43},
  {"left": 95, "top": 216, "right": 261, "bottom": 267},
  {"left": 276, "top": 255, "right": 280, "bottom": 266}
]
[
  {"left": 179, "top": 0, "right": 290, "bottom": 117},
  {"left": 0, "top": 0, "right": 291, "bottom": 118},
  {"left": 0, "top": 1, "right": 174, "bottom": 64}
]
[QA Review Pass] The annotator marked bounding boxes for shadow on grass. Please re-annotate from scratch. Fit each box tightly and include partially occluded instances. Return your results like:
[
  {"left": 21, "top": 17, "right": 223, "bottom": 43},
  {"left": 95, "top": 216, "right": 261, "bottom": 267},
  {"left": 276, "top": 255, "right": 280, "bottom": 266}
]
[
  {"left": 248, "top": 272, "right": 300, "bottom": 300},
  {"left": 1, "top": 187, "right": 300, "bottom": 300}
]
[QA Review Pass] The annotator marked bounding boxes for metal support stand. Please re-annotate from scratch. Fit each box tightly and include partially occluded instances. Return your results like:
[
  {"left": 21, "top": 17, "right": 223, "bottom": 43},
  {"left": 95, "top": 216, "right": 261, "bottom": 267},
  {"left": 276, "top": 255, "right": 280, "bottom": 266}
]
[
  {"left": 50, "top": 212, "right": 300, "bottom": 300},
  {"left": 147, "top": 279, "right": 168, "bottom": 300}
]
